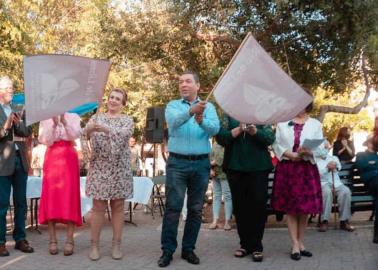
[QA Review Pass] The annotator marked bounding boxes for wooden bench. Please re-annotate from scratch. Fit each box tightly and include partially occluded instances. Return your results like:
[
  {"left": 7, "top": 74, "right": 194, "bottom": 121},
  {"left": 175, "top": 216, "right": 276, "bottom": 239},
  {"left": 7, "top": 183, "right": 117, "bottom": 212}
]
[
  {"left": 339, "top": 162, "right": 375, "bottom": 218},
  {"left": 266, "top": 162, "right": 375, "bottom": 221}
]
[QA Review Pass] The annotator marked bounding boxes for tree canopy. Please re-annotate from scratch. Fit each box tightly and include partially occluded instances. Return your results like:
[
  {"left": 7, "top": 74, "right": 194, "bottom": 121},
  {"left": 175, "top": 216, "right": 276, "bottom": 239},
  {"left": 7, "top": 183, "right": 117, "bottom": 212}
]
[{"left": 1, "top": 0, "right": 377, "bottom": 137}]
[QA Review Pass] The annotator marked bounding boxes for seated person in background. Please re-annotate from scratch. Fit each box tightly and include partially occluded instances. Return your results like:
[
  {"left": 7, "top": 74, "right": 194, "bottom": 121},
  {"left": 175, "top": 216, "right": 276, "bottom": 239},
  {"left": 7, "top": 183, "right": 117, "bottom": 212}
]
[
  {"left": 333, "top": 127, "right": 355, "bottom": 163},
  {"left": 355, "top": 134, "right": 378, "bottom": 243},
  {"left": 316, "top": 140, "right": 354, "bottom": 232}
]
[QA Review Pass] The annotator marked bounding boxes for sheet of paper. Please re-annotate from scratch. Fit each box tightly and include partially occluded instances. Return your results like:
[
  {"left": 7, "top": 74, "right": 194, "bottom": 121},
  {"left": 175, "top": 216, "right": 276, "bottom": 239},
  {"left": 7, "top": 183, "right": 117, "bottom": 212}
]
[{"left": 301, "top": 139, "right": 324, "bottom": 150}]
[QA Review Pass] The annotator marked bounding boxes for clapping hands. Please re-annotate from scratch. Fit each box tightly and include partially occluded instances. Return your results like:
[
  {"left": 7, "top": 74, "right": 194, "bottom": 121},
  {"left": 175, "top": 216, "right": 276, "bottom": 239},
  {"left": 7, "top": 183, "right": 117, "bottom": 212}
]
[{"left": 87, "top": 122, "right": 110, "bottom": 136}]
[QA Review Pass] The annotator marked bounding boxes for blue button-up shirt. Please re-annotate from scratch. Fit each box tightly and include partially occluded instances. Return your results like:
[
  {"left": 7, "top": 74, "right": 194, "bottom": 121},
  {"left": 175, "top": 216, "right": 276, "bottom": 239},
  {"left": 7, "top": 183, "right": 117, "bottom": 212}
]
[{"left": 165, "top": 98, "right": 220, "bottom": 155}]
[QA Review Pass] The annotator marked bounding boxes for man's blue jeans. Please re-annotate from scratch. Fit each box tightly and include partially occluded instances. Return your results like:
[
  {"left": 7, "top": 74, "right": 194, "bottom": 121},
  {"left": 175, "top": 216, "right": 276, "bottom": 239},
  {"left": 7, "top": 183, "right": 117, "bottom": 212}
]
[
  {"left": 0, "top": 155, "right": 28, "bottom": 244},
  {"left": 161, "top": 155, "right": 210, "bottom": 254}
]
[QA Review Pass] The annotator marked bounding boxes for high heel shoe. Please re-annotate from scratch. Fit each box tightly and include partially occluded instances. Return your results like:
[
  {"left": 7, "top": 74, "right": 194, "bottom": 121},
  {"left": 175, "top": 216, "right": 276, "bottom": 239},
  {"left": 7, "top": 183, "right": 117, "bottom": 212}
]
[
  {"left": 111, "top": 240, "right": 123, "bottom": 260},
  {"left": 63, "top": 240, "right": 74, "bottom": 256},
  {"left": 49, "top": 241, "right": 58, "bottom": 255},
  {"left": 89, "top": 240, "right": 100, "bottom": 261},
  {"left": 208, "top": 222, "right": 218, "bottom": 230}
]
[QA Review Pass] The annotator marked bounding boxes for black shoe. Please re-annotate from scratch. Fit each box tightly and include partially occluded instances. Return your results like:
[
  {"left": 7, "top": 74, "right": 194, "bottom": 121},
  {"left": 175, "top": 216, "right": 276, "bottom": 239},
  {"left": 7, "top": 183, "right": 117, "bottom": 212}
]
[
  {"left": 300, "top": 250, "right": 313, "bottom": 257},
  {"left": 158, "top": 251, "right": 172, "bottom": 267},
  {"left": 181, "top": 250, "right": 200, "bottom": 265},
  {"left": 0, "top": 244, "right": 9, "bottom": 257},
  {"left": 290, "top": 252, "right": 301, "bottom": 261},
  {"left": 252, "top": 251, "right": 263, "bottom": 262}
]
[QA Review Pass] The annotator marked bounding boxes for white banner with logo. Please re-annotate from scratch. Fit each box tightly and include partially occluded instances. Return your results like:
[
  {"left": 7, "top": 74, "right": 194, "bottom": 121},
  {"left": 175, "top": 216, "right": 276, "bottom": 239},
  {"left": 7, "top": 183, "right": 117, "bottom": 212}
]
[
  {"left": 24, "top": 54, "right": 111, "bottom": 125},
  {"left": 213, "top": 33, "right": 313, "bottom": 124}
]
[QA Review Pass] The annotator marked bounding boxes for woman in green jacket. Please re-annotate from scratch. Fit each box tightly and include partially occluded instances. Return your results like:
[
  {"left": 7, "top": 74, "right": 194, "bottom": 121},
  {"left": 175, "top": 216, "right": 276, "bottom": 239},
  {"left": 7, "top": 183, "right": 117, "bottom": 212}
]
[{"left": 216, "top": 115, "right": 275, "bottom": 262}]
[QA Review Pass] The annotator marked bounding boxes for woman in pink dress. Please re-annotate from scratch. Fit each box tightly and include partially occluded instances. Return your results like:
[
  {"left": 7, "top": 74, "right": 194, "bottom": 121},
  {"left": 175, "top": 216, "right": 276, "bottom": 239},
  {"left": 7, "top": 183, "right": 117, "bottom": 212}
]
[
  {"left": 271, "top": 103, "right": 323, "bottom": 261},
  {"left": 38, "top": 113, "right": 82, "bottom": 256}
]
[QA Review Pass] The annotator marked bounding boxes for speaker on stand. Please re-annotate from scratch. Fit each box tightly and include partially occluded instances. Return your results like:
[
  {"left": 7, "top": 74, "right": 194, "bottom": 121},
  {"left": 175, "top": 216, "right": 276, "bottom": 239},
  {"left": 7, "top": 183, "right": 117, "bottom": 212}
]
[{"left": 143, "top": 106, "right": 166, "bottom": 177}]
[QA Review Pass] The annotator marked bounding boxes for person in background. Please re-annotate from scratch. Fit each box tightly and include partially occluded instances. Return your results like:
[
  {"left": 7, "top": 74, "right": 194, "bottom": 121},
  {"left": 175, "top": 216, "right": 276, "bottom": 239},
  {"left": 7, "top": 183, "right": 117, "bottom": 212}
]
[
  {"left": 316, "top": 140, "right": 354, "bottom": 232},
  {"left": 355, "top": 134, "right": 378, "bottom": 243},
  {"left": 208, "top": 140, "right": 232, "bottom": 231},
  {"left": 271, "top": 102, "right": 323, "bottom": 261},
  {"left": 31, "top": 138, "right": 46, "bottom": 177},
  {"left": 129, "top": 136, "right": 141, "bottom": 176},
  {"left": 38, "top": 113, "right": 82, "bottom": 256},
  {"left": 333, "top": 127, "right": 355, "bottom": 163},
  {"left": 0, "top": 76, "right": 34, "bottom": 256}
]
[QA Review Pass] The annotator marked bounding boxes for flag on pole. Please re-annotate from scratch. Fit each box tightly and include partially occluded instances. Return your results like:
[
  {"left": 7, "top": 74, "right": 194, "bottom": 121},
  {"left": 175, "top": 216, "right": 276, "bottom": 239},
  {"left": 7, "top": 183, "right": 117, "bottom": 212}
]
[
  {"left": 24, "top": 54, "right": 111, "bottom": 125},
  {"left": 212, "top": 33, "right": 313, "bottom": 124}
]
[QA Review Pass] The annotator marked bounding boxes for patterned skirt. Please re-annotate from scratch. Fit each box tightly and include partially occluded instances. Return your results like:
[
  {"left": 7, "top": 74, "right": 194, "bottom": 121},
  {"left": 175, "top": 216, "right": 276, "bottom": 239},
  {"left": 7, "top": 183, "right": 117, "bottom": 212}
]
[{"left": 271, "top": 160, "right": 322, "bottom": 215}]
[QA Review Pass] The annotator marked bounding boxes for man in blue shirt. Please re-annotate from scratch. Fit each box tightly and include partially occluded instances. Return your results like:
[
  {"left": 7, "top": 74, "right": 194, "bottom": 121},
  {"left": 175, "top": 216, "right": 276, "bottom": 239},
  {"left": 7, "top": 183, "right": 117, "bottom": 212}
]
[{"left": 158, "top": 71, "right": 220, "bottom": 267}]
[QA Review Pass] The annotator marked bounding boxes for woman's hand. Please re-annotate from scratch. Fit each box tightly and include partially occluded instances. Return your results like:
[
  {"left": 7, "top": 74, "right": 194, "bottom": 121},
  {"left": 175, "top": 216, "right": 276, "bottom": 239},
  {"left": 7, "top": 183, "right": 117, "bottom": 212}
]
[
  {"left": 60, "top": 114, "right": 67, "bottom": 126},
  {"left": 284, "top": 151, "right": 302, "bottom": 162},
  {"left": 245, "top": 124, "right": 257, "bottom": 136},
  {"left": 231, "top": 126, "right": 243, "bottom": 138},
  {"left": 297, "top": 147, "right": 313, "bottom": 157},
  {"left": 87, "top": 123, "right": 110, "bottom": 136},
  {"left": 52, "top": 116, "right": 60, "bottom": 128}
]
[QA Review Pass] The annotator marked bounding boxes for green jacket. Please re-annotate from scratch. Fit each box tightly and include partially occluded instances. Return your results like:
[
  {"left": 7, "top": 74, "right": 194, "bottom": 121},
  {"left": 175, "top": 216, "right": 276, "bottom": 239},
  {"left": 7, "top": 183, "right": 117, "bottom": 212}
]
[{"left": 215, "top": 116, "right": 275, "bottom": 172}]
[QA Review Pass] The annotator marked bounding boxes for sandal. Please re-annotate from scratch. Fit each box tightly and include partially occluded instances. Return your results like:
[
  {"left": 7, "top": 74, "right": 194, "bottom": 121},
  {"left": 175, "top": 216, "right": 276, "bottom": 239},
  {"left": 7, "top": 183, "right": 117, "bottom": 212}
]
[
  {"left": 63, "top": 240, "right": 74, "bottom": 256},
  {"left": 234, "top": 248, "right": 250, "bottom": 258},
  {"left": 224, "top": 223, "right": 232, "bottom": 231},
  {"left": 49, "top": 241, "right": 58, "bottom": 255},
  {"left": 208, "top": 223, "right": 218, "bottom": 230},
  {"left": 252, "top": 251, "right": 263, "bottom": 262}
]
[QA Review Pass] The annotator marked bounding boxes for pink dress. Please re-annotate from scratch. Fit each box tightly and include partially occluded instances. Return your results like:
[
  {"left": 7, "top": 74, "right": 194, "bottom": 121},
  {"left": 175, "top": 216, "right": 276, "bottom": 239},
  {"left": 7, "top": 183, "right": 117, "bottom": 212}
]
[
  {"left": 271, "top": 123, "right": 323, "bottom": 215},
  {"left": 38, "top": 113, "right": 82, "bottom": 226}
]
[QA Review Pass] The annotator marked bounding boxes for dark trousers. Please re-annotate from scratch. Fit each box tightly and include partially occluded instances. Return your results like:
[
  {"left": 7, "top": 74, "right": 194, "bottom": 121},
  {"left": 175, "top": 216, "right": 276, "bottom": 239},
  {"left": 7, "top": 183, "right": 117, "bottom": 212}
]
[
  {"left": 368, "top": 178, "right": 378, "bottom": 229},
  {"left": 227, "top": 169, "right": 270, "bottom": 253},
  {"left": 0, "top": 155, "right": 28, "bottom": 244},
  {"left": 161, "top": 156, "right": 210, "bottom": 254}
]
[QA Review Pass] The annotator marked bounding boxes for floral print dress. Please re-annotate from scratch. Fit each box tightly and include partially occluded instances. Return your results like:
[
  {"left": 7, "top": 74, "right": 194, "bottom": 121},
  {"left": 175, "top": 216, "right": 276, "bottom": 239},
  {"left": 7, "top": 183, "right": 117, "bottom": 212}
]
[{"left": 83, "top": 113, "right": 134, "bottom": 200}]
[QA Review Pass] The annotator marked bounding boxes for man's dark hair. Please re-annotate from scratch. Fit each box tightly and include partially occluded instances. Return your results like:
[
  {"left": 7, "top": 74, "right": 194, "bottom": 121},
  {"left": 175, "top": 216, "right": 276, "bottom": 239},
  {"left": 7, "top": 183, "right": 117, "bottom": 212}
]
[{"left": 181, "top": 70, "right": 199, "bottom": 83}]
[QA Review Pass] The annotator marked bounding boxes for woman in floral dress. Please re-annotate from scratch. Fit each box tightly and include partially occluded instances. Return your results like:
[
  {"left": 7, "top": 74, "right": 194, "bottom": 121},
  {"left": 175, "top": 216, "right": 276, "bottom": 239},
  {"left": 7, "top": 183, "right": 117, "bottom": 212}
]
[{"left": 82, "top": 88, "right": 134, "bottom": 261}]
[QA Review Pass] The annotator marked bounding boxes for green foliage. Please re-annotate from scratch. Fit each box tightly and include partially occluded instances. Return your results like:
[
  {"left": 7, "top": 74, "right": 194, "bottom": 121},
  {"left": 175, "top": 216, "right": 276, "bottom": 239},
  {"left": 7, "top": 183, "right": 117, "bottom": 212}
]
[{"left": 0, "top": 0, "right": 377, "bottom": 139}]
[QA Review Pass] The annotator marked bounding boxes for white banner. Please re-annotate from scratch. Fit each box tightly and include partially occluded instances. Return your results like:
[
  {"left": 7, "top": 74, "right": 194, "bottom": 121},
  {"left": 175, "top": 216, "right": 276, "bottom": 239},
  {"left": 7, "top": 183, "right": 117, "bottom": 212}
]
[
  {"left": 213, "top": 33, "right": 313, "bottom": 124},
  {"left": 24, "top": 54, "right": 111, "bottom": 125}
]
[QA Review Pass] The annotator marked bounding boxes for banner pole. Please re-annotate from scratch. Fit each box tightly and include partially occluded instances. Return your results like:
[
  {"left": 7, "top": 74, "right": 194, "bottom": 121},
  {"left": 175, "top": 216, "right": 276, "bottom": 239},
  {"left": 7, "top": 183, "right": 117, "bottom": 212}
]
[{"left": 95, "top": 62, "right": 112, "bottom": 121}]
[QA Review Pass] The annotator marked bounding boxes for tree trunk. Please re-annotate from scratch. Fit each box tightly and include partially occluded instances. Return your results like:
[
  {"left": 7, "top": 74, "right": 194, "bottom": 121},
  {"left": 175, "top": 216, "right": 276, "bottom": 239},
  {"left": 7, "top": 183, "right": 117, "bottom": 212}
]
[{"left": 316, "top": 53, "right": 372, "bottom": 122}]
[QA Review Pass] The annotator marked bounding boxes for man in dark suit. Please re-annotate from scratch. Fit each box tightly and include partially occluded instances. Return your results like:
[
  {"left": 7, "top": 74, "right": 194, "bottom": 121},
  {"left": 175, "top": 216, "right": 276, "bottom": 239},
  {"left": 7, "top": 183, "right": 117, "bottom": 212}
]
[{"left": 0, "top": 76, "right": 34, "bottom": 256}]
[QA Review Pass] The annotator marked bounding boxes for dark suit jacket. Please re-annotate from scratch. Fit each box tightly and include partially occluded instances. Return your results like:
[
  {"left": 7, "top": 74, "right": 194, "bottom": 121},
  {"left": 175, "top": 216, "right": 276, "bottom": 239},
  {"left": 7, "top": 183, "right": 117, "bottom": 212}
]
[{"left": 0, "top": 105, "right": 32, "bottom": 176}]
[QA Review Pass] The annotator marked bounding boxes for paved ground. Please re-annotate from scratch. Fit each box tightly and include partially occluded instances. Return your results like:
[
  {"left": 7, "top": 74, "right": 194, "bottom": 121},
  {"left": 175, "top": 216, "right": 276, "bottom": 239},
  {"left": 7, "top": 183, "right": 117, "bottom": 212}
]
[{"left": 1, "top": 209, "right": 377, "bottom": 270}]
